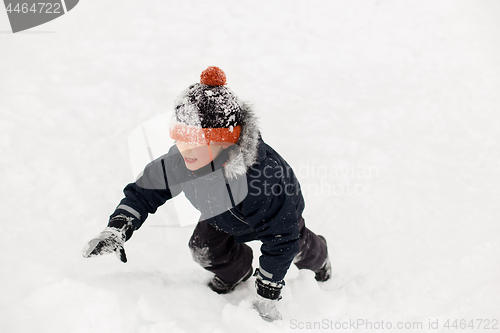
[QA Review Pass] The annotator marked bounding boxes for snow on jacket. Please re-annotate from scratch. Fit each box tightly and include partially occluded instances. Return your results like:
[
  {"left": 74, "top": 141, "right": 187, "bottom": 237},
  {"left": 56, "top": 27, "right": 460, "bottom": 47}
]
[{"left": 110, "top": 104, "right": 305, "bottom": 282}]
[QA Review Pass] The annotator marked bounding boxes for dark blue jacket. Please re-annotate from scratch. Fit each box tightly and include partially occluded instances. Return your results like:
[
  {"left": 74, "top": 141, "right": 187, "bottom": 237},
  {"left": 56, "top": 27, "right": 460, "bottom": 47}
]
[{"left": 110, "top": 136, "right": 305, "bottom": 282}]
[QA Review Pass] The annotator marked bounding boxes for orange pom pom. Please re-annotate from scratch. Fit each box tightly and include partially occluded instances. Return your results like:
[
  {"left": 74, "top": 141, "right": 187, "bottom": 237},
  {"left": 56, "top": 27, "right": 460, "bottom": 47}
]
[{"left": 200, "top": 66, "right": 227, "bottom": 86}]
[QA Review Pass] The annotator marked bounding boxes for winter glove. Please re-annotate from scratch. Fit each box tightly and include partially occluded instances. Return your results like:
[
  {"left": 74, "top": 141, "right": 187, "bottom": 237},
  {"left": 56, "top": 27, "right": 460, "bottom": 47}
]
[
  {"left": 252, "top": 270, "right": 284, "bottom": 322},
  {"left": 82, "top": 215, "right": 134, "bottom": 263}
]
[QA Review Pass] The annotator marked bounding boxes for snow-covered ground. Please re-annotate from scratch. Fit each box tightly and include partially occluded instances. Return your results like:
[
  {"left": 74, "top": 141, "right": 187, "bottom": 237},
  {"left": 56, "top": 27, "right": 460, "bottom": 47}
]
[{"left": 1, "top": 1, "right": 500, "bottom": 332}]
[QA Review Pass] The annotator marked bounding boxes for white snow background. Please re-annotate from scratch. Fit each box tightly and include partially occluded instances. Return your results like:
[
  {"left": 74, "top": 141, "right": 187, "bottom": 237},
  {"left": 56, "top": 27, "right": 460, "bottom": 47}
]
[{"left": 1, "top": 1, "right": 500, "bottom": 332}]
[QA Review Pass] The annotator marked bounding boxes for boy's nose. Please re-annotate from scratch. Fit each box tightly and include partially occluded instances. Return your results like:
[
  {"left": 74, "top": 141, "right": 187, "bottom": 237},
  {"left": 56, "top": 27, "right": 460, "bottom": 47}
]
[
  {"left": 180, "top": 146, "right": 192, "bottom": 153},
  {"left": 177, "top": 141, "right": 194, "bottom": 154}
]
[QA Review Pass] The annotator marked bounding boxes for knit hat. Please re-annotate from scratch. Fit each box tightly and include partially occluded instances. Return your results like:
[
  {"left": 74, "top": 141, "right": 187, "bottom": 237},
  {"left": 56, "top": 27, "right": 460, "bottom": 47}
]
[{"left": 169, "top": 66, "right": 242, "bottom": 146}]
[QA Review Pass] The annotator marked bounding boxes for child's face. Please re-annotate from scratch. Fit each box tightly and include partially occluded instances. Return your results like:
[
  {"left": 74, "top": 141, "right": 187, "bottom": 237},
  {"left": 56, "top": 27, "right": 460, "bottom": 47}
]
[{"left": 176, "top": 141, "right": 225, "bottom": 171}]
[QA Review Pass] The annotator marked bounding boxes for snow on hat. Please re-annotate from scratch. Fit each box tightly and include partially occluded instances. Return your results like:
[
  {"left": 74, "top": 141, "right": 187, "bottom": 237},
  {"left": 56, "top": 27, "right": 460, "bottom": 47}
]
[{"left": 169, "top": 66, "right": 242, "bottom": 145}]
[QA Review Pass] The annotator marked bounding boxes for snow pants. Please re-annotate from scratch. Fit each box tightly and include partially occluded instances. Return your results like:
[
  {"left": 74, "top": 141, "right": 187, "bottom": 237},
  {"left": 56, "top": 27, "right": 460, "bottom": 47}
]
[{"left": 188, "top": 215, "right": 328, "bottom": 284}]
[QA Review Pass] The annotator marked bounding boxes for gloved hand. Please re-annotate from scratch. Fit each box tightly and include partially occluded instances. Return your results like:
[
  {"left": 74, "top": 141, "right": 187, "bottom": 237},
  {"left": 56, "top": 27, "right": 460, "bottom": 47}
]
[
  {"left": 252, "top": 270, "right": 284, "bottom": 322},
  {"left": 82, "top": 215, "right": 134, "bottom": 263}
]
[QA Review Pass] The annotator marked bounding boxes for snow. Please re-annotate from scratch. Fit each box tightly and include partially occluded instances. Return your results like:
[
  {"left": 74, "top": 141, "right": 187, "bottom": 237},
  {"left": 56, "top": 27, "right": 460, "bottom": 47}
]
[{"left": 1, "top": 0, "right": 500, "bottom": 332}]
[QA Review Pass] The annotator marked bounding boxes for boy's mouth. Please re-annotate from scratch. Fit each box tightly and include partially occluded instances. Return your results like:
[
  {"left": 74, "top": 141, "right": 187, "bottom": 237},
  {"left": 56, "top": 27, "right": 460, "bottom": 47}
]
[{"left": 184, "top": 157, "right": 198, "bottom": 164}]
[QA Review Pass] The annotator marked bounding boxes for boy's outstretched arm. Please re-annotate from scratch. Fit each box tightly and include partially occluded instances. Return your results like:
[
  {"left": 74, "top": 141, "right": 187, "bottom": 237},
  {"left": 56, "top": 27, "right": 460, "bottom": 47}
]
[{"left": 82, "top": 151, "right": 180, "bottom": 262}]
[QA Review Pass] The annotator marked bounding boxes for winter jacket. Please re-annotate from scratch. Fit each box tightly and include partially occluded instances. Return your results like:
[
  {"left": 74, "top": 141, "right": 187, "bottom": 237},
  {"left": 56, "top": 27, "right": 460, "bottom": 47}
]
[{"left": 110, "top": 104, "right": 305, "bottom": 282}]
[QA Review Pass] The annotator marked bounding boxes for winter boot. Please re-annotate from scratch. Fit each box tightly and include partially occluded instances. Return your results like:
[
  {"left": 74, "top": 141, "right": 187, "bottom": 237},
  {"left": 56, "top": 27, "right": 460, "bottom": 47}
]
[
  {"left": 208, "top": 266, "right": 253, "bottom": 294},
  {"left": 314, "top": 236, "right": 332, "bottom": 282}
]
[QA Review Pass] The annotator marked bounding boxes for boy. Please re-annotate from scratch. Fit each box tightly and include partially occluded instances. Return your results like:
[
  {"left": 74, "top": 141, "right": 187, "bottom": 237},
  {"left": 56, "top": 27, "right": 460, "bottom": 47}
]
[{"left": 83, "top": 67, "right": 331, "bottom": 321}]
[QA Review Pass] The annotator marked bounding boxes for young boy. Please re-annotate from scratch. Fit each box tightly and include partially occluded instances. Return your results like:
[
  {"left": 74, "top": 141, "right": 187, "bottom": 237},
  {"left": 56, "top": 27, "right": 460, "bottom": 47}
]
[{"left": 83, "top": 67, "right": 331, "bottom": 321}]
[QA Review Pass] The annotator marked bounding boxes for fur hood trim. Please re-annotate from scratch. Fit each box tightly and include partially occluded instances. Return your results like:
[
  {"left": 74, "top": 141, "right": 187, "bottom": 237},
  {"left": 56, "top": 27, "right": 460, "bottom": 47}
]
[{"left": 223, "top": 102, "right": 260, "bottom": 179}]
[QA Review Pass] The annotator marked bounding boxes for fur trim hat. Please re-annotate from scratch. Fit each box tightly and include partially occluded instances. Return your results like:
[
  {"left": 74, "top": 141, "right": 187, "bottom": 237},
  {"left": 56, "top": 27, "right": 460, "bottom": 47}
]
[{"left": 170, "top": 67, "right": 242, "bottom": 146}]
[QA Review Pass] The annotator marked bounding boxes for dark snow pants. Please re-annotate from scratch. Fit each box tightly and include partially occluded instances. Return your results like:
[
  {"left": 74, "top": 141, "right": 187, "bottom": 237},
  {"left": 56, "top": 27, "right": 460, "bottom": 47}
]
[{"left": 188, "top": 216, "right": 328, "bottom": 284}]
